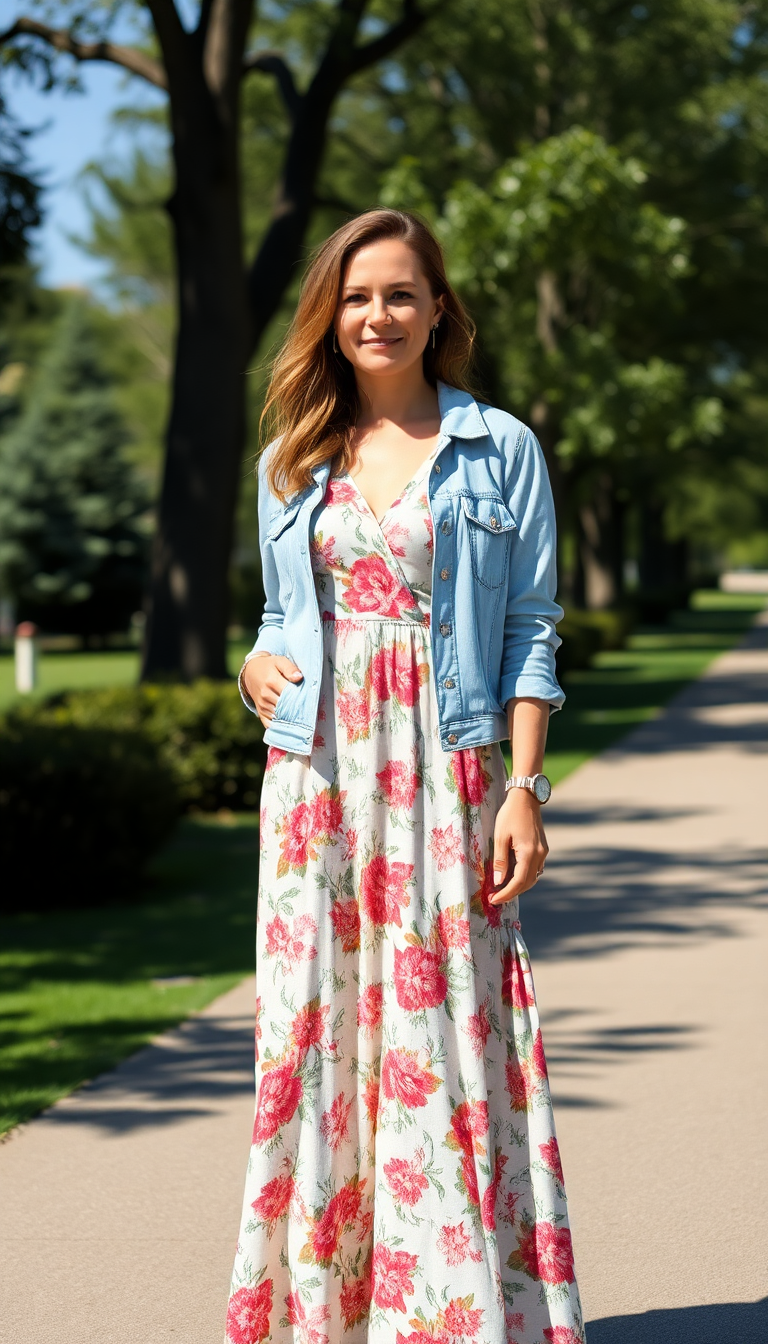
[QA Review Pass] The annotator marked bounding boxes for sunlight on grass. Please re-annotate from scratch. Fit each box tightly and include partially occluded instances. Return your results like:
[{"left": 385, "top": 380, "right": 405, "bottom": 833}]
[
  {"left": 0, "top": 816, "right": 259, "bottom": 1135},
  {"left": 0, "top": 639, "right": 253, "bottom": 712}
]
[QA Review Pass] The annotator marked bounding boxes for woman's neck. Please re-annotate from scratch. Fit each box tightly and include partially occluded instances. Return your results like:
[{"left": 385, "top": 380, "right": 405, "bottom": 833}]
[{"left": 354, "top": 365, "right": 439, "bottom": 431}]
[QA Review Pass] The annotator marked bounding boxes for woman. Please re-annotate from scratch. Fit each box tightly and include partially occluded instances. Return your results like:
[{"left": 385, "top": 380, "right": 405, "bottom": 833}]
[{"left": 227, "top": 209, "right": 586, "bottom": 1344}]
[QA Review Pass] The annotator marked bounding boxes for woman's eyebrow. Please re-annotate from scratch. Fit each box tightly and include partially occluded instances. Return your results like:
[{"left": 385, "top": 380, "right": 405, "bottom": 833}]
[{"left": 342, "top": 279, "right": 417, "bottom": 292}]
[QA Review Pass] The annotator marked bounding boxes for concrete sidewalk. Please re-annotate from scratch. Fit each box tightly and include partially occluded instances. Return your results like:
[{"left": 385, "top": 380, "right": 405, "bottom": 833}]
[{"left": 1, "top": 616, "right": 766, "bottom": 1344}]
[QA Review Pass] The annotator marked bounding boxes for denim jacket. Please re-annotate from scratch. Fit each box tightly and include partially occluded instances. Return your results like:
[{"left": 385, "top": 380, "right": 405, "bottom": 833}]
[{"left": 240, "top": 382, "right": 564, "bottom": 753}]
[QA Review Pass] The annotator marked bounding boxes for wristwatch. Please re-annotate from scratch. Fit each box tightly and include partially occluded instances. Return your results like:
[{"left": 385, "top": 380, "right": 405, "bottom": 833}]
[{"left": 504, "top": 773, "right": 552, "bottom": 804}]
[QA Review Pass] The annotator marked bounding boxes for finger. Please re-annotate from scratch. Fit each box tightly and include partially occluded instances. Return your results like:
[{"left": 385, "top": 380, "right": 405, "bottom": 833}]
[
  {"left": 491, "top": 846, "right": 536, "bottom": 904},
  {"left": 273, "top": 655, "right": 304, "bottom": 681},
  {"left": 492, "top": 826, "right": 511, "bottom": 889}
]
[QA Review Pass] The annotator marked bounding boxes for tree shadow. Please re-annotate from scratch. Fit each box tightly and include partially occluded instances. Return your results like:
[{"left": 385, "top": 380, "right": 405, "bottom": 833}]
[
  {"left": 36, "top": 1006, "right": 255, "bottom": 1135},
  {"left": 521, "top": 838, "right": 767, "bottom": 962},
  {"left": 586, "top": 1296, "right": 768, "bottom": 1343}
]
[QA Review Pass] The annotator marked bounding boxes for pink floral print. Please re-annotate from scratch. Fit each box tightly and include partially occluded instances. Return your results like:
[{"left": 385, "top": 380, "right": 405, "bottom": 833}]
[{"left": 227, "top": 447, "right": 585, "bottom": 1342}]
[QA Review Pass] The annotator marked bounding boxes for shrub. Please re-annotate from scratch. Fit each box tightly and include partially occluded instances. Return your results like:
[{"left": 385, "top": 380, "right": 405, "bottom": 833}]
[
  {"left": 6, "top": 679, "right": 268, "bottom": 813},
  {"left": 556, "top": 606, "right": 635, "bottom": 674},
  {"left": 0, "top": 721, "right": 180, "bottom": 914}
]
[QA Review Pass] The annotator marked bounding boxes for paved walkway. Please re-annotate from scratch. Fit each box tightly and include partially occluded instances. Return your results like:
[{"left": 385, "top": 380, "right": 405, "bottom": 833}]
[{"left": 1, "top": 616, "right": 766, "bottom": 1344}]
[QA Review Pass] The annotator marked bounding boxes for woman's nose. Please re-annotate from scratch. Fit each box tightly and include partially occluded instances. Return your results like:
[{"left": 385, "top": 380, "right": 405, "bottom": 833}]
[{"left": 367, "top": 298, "right": 390, "bottom": 325}]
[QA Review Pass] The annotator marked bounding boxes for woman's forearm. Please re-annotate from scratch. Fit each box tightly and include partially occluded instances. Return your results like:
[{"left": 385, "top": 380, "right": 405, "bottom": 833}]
[{"left": 505, "top": 697, "right": 550, "bottom": 776}]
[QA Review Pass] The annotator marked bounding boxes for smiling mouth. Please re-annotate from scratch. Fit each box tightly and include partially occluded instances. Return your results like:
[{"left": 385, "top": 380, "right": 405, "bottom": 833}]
[{"left": 361, "top": 336, "right": 402, "bottom": 345}]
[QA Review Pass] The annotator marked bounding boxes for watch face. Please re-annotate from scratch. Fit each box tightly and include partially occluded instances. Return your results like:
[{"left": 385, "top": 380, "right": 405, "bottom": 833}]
[{"left": 533, "top": 774, "right": 551, "bottom": 803}]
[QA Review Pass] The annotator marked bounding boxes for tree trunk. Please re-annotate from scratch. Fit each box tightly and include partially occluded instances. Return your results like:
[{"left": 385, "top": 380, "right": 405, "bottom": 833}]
[
  {"left": 141, "top": 86, "right": 249, "bottom": 680},
  {"left": 576, "top": 474, "right": 625, "bottom": 610},
  {"left": 639, "top": 501, "right": 689, "bottom": 592}
]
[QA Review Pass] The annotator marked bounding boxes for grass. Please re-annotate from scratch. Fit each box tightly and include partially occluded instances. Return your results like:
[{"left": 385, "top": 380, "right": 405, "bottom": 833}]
[
  {"left": 0, "top": 816, "right": 259, "bottom": 1136},
  {"left": 0, "top": 639, "right": 253, "bottom": 712},
  {"left": 0, "top": 591, "right": 763, "bottom": 1135}
]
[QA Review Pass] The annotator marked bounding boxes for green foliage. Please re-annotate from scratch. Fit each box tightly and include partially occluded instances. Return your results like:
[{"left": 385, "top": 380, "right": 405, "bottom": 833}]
[
  {"left": 0, "top": 91, "right": 42, "bottom": 297},
  {"left": 0, "top": 299, "right": 149, "bottom": 633},
  {"left": 0, "top": 720, "right": 180, "bottom": 914},
  {"left": 7, "top": 679, "right": 268, "bottom": 813}
]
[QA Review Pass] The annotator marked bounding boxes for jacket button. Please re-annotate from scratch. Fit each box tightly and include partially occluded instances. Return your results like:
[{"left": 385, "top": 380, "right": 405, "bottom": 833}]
[
  {"left": 439, "top": 622, "right": 452, "bottom": 636},
  {"left": 448, "top": 733, "right": 458, "bottom": 744},
  {"left": 444, "top": 677, "right": 455, "bottom": 689},
  {"left": 489, "top": 517, "right": 498, "bottom": 528},
  {"left": 440, "top": 567, "right": 450, "bottom": 580},
  {"left": 441, "top": 519, "right": 452, "bottom": 535},
  {"left": 434, "top": 462, "right": 441, "bottom": 473}
]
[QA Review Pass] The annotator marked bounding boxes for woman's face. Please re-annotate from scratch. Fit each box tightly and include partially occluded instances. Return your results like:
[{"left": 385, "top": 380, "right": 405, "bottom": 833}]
[{"left": 334, "top": 238, "right": 444, "bottom": 378}]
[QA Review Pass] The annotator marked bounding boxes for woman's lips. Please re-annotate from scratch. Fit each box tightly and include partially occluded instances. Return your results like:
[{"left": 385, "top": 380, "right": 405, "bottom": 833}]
[{"left": 361, "top": 337, "right": 402, "bottom": 346}]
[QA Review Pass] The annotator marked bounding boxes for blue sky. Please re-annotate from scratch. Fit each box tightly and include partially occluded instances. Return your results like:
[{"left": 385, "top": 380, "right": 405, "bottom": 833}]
[{"left": 6, "top": 55, "right": 164, "bottom": 289}]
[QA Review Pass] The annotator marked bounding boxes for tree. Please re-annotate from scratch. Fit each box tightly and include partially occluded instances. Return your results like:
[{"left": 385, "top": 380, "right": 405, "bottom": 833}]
[
  {"left": 1, "top": 0, "right": 431, "bottom": 678},
  {"left": 373, "top": 0, "right": 768, "bottom": 600},
  {"left": 0, "top": 300, "right": 148, "bottom": 635},
  {"left": 0, "top": 88, "right": 42, "bottom": 307}
]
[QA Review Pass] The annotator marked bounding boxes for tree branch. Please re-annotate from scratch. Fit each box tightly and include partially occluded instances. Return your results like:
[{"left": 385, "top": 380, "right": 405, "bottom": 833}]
[
  {"left": 242, "top": 50, "right": 300, "bottom": 121},
  {"left": 348, "top": 0, "right": 429, "bottom": 76},
  {"left": 0, "top": 16, "right": 168, "bottom": 90},
  {"left": 143, "top": 0, "right": 191, "bottom": 90},
  {"left": 313, "top": 190, "right": 358, "bottom": 214}
]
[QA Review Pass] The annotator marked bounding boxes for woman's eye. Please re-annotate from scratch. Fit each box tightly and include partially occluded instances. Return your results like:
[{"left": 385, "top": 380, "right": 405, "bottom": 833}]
[
  {"left": 391, "top": 290, "right": 413, "bottom": 300},
  {"left": 344, "top": 293, "right": 366, "bottom": 303}
]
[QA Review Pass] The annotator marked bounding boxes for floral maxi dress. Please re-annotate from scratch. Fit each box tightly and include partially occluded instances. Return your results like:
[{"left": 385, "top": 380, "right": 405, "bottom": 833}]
[{"left": 226, "top": 448, "right": 586, "bottom": 1344}]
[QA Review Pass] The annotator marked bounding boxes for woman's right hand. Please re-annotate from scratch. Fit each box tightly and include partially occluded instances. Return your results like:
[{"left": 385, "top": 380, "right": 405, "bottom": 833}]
[{"left": 242, "top": 653, "right": 304, "bottom": 730}]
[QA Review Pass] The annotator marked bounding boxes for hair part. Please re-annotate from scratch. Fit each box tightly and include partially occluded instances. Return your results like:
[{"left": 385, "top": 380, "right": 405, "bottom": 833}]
[{"left": 259, "top": 208, "right": 480, "bottom": 502}]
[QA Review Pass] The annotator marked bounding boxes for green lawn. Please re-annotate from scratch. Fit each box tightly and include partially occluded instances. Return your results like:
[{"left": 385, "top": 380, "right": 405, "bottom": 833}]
[
  {"left": 0, "top": 592, "right": 763, "bottom": 1135},
  {"left": 0, "top": 639, "right": 252, "bottom": 712},
  {"left": 0, "top": 817, "right": 259, "bottom": 1135}
]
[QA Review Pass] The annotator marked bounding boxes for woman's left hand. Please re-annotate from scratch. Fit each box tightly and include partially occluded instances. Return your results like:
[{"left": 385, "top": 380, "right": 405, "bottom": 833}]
[{"left": 490, "top": 788, "right": 549, "bottom": 905}]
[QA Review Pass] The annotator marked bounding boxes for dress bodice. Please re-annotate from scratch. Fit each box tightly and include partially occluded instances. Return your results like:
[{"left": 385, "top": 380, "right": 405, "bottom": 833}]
[{"left": 310, "top": 444, "right": 440, "bottom": 625}]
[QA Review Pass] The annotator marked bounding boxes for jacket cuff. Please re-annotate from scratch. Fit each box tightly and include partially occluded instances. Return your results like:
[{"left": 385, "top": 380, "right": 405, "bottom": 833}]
[
  {"left": 252, "top": 625, "right": 288, "bottom": 658},
  {"left": 238, "top": 654, "right": 261, "bottom": 715},
  {"left": 499, "top": 671, "right": 565, "bottom": 713}
]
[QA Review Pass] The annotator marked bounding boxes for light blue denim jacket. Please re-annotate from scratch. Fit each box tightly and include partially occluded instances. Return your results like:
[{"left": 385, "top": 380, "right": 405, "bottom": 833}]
[{"left": 240, "top": 382, "right": 564, "bottom": 753}]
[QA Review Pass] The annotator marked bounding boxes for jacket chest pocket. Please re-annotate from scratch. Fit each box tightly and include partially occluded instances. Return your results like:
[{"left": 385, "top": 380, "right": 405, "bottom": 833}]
[{"left": 461, "top": 494, "right": 517, "bottom": 590}]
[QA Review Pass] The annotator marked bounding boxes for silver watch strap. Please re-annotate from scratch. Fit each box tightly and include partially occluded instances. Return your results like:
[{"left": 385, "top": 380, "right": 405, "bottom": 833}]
[{"left": 505, "top": 775, "right": 534, "bottom": 792}]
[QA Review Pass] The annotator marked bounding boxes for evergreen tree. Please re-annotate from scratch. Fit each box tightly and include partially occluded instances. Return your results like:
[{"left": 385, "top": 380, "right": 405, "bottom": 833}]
[{"left": 0, "top": 300, "right": 148, "bottom": 636}]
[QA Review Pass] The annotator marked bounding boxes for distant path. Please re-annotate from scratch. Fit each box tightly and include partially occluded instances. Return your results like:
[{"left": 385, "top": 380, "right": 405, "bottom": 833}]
[{"left": 1, "top": 615, "right": 766, "bottom": 1343}]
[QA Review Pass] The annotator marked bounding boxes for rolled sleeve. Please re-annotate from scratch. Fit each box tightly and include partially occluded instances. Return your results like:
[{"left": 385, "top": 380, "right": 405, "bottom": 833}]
[{"left": 499, "top": 427, "right": 565, "bottom": 712}]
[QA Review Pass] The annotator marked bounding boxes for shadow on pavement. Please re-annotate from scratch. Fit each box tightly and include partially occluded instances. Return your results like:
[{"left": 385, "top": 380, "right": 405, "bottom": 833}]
[
  {"left": 40, "top": 1009, "right": 255, "bottom": 1134},
  {"left": 522, "top": 841, "right": 768, "bottom": 962},
  {"left": 587, "top": 1296, "right": 768, "bottom": 1343}
]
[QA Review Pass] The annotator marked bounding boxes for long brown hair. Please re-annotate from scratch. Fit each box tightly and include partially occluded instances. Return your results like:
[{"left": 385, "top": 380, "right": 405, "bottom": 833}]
[{"left": 260, "top": 208, "right": 479, "bottom": 502}]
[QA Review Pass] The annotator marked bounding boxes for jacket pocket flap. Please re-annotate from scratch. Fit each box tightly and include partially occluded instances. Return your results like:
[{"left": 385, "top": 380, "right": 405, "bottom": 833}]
[{"left": 461, "top": 494, "right": 517, "bottom": 534}]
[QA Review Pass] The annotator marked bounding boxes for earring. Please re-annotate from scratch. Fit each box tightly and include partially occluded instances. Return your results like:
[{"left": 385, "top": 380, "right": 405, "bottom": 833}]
[
  {"left": 333, "top": 330, "right": 337, "bottom": 354},
  {"left": 432, "top": 324, "right": 438, "bottom": 349}
]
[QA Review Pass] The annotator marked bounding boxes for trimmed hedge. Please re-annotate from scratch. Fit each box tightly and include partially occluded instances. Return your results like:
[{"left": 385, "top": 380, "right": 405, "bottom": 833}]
[
  {"left": 0, "top": 721, "right": 180, "bottom": 914},
  {"left": 5, "top": 680, "right": 269, "bottom": 813}
]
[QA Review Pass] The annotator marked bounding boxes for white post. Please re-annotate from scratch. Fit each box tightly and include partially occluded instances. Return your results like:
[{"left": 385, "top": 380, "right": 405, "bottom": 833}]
[{"left": 14, "top": 621, "right": 38, "bottom": 694}]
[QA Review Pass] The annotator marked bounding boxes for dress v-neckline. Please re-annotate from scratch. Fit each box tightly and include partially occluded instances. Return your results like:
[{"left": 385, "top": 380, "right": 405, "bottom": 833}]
[{"left": 343, "top": 442, "right": 440, "bottom": 529}]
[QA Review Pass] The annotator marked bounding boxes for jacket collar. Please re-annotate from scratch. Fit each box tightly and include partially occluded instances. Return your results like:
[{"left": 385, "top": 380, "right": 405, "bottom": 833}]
[
  {"left": 310, "top": 381, "right": 487, "bottom": 484},
  {"left": 437, "top": 381, "right": 488, "bottom": 440}
]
